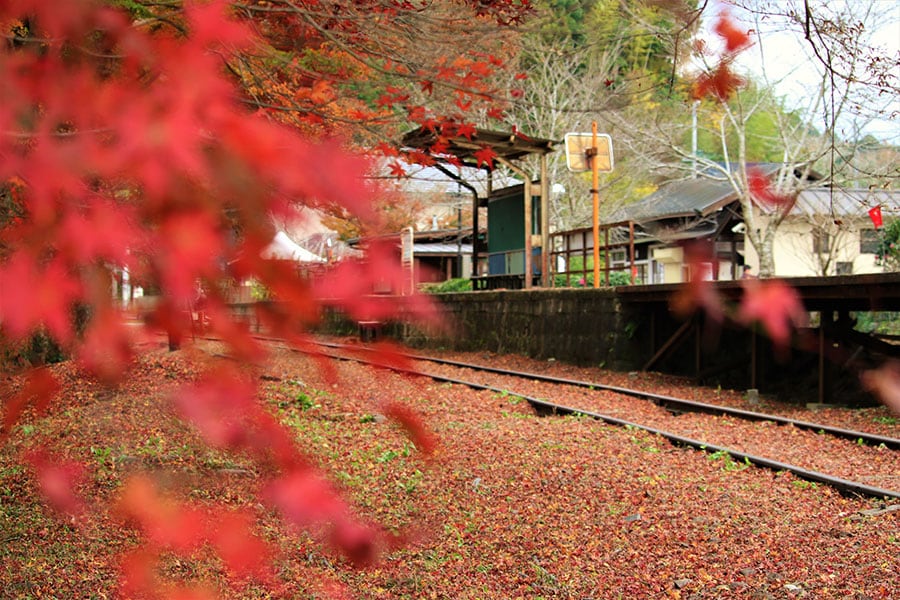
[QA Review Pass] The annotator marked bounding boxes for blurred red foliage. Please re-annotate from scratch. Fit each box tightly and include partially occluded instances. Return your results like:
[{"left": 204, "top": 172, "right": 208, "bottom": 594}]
[{"left": 0, "top": 0, "right": 462, "bottom": 594}]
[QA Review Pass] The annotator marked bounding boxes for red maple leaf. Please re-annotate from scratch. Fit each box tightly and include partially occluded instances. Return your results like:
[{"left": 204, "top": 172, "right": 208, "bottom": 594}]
[
  {"left": 77, "top": 308, "right": 135, "bottom": 384},
  {"left": 486, "top": 107, "right": 505, "bottom": 120},
  {"left": 173, "top": 368, "right": 257, "bottom": 451},
  {"left": 374, "top": 142, "right": 399, "bottom": 157},
  {"left": 2, "top": 368, "right": 60, "bottom": 440},
  {"left": 468, "top": 60, "right": 493, "bottom": 77},
  {"left": 266, "top": 468, "right": 377, "bottom": 565},
  {"left": 185, "top": 0, "right": 253, "bottom": 49},
  {"left": 211, "top": 511, "right": 273, "bottom": 581},
  {"left": 512, "top": 125, "right": 532, "bottom": 142},
  {"left": 117, "top": 549, "right": 158, "bottom": 599},
  {"left": 376, "top": 93, "right": 396, "bottom": 109},
  {"left": 455, "top": 121, "right": 476, "bottom": 140},
  {"left": 738, "top": 278, "right": 808, "bottom": 352},
  {"left": 692, "top": 62, "right": 744, "bottom": 101},
  {"left": 382, "top": 400, "right": 438, "bottom": 457},
  {"left": 116, "top": 476, "right": 206, "bottom": 552},
  {"left": 669, "top": 242, "right": 723, "bottom": 322},
  {"left": 747, "top": 168, "right": 796, "bottom": 210},
  {"left": 430, "top": 139, "right": 449, "bottom": 155},
  {"left": 388, "top": 161, "right": 406, "bottom": 178},
  {"left": 714, "top": 12, "right": 752, "bottom": 53},
  {"left": 58, "top": 200, "right": 137, "bottom": 265},
  {"left": 158, "top": 211, "right": 224, "bottom": 302},
  {"left": 436, "top": 66, "right": 458, "bottom": 80},
  {"left": 25, "top": 448, "right": 87, "bottom": 520},
  {"left": 474, "top": 145, "right": 496, "bottom": 169},
  {"left": 860, "top": 360, "right": 900, "bottom": 415},
  {"left": 0, "top": 252, "right": 82, "bottom": 343},
  {"left": 419, "top": 116, "right": 440, "bottom": 132}
]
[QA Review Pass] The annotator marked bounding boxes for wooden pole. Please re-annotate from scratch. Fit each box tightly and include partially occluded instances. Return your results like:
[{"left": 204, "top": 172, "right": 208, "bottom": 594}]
[{"left": 591, "top": 121, "right": 600, "bottom": 289}]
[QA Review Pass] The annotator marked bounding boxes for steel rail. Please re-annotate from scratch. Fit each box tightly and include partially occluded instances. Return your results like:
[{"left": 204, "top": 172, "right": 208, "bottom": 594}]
[{"left": 316, "top": 341, "right": 900, "bottom": 450}]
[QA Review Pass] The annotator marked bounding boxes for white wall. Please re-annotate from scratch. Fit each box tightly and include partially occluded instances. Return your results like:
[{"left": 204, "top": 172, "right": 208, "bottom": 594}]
[{"left": 766, "top": 217, "right": 884, "bottom": 277}]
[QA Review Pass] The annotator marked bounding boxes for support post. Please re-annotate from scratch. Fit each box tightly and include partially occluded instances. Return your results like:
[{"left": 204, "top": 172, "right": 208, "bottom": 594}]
[
  {"left": 591, "top": 121, "right": 600, "bottom": 289},
  {"left": 540, "top": 153, "right": 550, "bottom": 287},
  {"left": 524, "top": 179, "right": 532, "bottom": 289},
  {"left": 496, "top": 157, "right": 532, "bottom": 289},
  {"left": 750, "top": 328, "right": 758, "bottom": 389},
  {"left": 818, "top": 314, "right": 827, "bottom": 405}
]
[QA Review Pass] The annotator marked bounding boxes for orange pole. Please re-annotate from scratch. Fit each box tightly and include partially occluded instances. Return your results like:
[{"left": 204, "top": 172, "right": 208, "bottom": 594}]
[{"left": 591, "top": 121, "right": 600, "bottom": 288}]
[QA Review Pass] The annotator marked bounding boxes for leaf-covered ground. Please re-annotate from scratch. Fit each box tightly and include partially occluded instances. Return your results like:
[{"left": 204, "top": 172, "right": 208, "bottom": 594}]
[{"left": 1, "top": 339, "right": 898, "bottom": 599}]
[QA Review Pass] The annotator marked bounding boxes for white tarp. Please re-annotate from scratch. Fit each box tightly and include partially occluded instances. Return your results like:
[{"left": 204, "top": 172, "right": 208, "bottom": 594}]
[{"left": 261, "top": 231, "right": 326, "bottom": 263}]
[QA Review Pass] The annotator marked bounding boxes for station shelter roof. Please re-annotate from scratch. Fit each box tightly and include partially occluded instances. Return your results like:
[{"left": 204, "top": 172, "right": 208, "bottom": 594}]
[{"left": 401, "top": 125, "right": 558, "bottom": 168}]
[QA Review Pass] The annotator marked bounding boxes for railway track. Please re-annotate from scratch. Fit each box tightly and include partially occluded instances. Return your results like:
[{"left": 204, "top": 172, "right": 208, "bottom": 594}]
[
  {"left": 315, "top": 341, "right": 899, "bottom": 500},
  {"left": 204, "top": 334, "right": 900, "bottom": 500},
  {"left": 320, "top": 341, "right": 900, "bottom": 450}
]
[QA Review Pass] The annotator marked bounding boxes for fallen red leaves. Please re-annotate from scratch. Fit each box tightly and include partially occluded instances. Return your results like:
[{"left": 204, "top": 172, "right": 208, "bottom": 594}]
[{"left": 1, "top": 341, "right": 896, "bottom": 599}]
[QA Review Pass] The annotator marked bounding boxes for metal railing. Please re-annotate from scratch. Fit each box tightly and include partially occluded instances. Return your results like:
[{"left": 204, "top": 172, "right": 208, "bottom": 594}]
[{"left": 549, "top": 220, "right": 637, "bottom": 286}]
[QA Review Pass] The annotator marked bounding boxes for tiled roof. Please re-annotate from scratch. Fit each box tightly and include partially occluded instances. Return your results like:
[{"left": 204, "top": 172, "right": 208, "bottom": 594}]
[{"left": 607, "top": 177, "right": 736, "bottom": 223}]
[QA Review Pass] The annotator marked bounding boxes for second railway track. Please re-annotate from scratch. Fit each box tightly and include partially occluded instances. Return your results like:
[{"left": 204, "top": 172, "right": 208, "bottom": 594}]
[{"left": 202, "top": 334, "right": 900, "bottom": 499}]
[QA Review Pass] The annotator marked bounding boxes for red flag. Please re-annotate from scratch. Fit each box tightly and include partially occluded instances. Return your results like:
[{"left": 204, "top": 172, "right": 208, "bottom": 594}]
[{"left": 868, "top": 205, "right": 883, "bottom": 228}]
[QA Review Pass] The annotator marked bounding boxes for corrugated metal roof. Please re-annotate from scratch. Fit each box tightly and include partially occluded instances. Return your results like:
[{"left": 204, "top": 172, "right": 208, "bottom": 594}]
[
  {"left": 794, "top": 188, "right": 900, "bottom": 217},
  {"left": 413, "top": 243, "right": 472, "bottom": 255}
]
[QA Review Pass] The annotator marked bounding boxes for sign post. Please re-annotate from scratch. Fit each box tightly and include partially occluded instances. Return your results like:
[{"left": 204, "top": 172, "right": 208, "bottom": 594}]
[
  {"left": 401, "top": 227, "right": 414, "bottom": 295},
  {"left": 564, "top": 126, "right": 614, "bottom": 288}
]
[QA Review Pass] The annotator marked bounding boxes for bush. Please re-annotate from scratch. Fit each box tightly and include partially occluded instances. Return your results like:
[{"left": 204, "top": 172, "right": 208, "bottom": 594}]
[
  {"left": 425, "top": 278, "right": 473, "bottom": 294},
  {"left": 1, "top": 304, "right": 90, "bottom": 370},
  {"left": 876, "top": 219, "right": 900, "bottom": 271},
  {"left": 553, "top": 270, "right": 632, "bottom": 288},
  {"left": 1, "top": 330, "right": 66, "bottom": 371}
]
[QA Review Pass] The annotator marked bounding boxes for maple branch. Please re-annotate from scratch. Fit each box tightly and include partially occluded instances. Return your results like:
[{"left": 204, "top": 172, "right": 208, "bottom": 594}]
[{"left": 1, "top": 128, "right": 115, "bottom": 140}]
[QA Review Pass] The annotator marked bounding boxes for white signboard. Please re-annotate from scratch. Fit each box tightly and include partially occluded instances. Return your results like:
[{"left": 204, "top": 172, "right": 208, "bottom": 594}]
[
  {"left": 564, "top": 132, "right": 614, "bottom": 173},
  {"left": 401, "top": 227, "right": 414, "bottom": 264}
]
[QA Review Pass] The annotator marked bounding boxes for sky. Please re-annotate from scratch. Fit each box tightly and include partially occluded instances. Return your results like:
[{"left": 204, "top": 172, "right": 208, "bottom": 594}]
[{"left": 704, "top": 0, "right": 900, "bottom": 142}]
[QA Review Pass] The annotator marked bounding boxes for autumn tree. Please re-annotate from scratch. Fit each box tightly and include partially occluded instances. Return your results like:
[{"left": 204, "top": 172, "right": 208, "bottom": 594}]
[
  {"left": 0, "top": 0, "right": 537, "bottom": 596},
  {"left": 108, "top": 0, "right": 534, "bottom": 238},
  {"left": 499, "top": 0, "right": 700, "bottom": 231},
  {"left": 621, "top": 0, "right": 897, "bottom": 277}
]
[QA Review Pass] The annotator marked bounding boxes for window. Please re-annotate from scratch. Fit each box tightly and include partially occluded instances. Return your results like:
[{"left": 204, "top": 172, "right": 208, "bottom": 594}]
[
  {"left": 860, "top": 229, "right": 880, "bottom": 254},
  {"left": 835, "top": 262, "right": 853, "bottom": 276},
  {"left": 812, "top": 230, "right": 830, "bottom": 254}
]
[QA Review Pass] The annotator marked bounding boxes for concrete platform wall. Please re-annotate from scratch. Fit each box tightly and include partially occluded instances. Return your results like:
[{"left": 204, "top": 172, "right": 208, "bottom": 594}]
[{"left": 398, "top": 289, "right": 648, "bottom": 371}]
